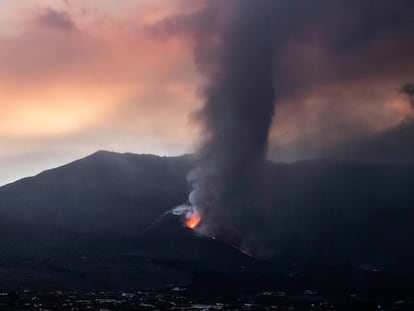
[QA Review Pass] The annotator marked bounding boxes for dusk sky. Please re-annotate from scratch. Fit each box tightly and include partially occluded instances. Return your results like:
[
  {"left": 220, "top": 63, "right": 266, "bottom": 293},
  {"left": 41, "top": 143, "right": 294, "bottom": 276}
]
[{"left": 1, "top": 0, "right": 414, "bottom": 185}]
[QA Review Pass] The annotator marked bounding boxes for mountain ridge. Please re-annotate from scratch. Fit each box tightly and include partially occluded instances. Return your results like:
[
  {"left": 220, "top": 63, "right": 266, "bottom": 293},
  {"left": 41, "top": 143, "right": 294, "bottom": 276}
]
[{"left": 1, "top": 150, "right": 414, "bottom": 289}]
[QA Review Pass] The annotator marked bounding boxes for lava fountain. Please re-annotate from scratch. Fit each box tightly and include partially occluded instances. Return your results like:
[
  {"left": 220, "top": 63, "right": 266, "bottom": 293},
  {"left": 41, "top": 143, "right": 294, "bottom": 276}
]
[
  {"left": 185, "top": 209, "right": 201, "bottom": 229},
  {"left": 172, "top": 205, "right": 202, "bottom": 230}
]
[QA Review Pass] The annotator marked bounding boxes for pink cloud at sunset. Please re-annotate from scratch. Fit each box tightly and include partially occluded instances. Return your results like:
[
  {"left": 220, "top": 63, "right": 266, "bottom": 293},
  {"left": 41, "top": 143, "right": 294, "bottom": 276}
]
[
  {"left": 0, "top": 0, "right": 201, "bottom": 184},
  {"left": 1, "top": 0, "right": 414, "bottom": 185}
]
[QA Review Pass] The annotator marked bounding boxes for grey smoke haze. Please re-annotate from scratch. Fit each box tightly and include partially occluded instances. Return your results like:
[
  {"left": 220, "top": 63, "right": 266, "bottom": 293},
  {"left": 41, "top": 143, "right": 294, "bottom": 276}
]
[
  {"left": 36, "top": 7, "right": 76, "bottom": 32},
  {"left": 402, "top": 83, "right": 414, "bottom": 108},
  {"left": 185, "top": 1, "right": 279, "bottom": 242},
  {"left": 150, "top": 0, "right": 414, "bottom": 248}
]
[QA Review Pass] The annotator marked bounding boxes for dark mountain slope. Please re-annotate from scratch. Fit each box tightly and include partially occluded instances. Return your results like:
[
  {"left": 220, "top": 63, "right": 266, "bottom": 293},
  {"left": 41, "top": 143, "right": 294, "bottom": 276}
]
[
  {"left": 273, "top": 119, "right": 414, "bottom": 163},
  {"left": 0, "top": 151, "right": 191, "bottom": 235},
  {"left": 330, "top": 119, "right": 414, "bottom": 163},
  {"left": 1, "top": 151, "right": 414, "bottom": 289},
  {"left": 260, "top": 160, "right": 414, "bottom": 273}
]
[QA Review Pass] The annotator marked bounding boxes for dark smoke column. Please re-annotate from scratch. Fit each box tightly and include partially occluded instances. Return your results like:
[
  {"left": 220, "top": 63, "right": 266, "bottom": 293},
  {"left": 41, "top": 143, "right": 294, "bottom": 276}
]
[
  {"left": 188, "top": 0, "right": 278, "bottom": 245},
  {"left": 402, "top": 83, "right": 414, "bottom": 108}
]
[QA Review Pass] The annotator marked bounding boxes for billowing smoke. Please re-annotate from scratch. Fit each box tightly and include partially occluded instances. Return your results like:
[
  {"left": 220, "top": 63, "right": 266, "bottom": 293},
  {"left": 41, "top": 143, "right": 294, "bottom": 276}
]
[
  {"left": 150, "top": 0, "right": 414, "bottom": 252},
  {"left": 185, "top": 1, "right": 279, "bottom": 245},
  {"left": 402, "top": 83, "right": 414, "bottom": 108}
]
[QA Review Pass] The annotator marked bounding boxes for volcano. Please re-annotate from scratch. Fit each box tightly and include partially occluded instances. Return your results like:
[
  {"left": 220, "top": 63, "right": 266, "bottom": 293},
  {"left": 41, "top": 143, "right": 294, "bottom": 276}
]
[
  {"left": 131, "top": 209, "right": 273, "bottom": 285},
  {"left": 1, "top": 151, "right": 414, "bottom": 295},
  {"left": 137, "top": 209, "right": 254, "bottom": 264}
]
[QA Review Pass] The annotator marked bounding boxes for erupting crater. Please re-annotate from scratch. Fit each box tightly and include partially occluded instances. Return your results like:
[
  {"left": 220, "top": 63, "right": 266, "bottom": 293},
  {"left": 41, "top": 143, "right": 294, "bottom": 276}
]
[
  {"left": 186, "top": 211, "right": 201, "bottom": 229},
  {"left": 172, "top": 205, "right": 201, "bottom": 230},
  {"left": 171, "top": 204, "right": 256, "bottom": 258}
]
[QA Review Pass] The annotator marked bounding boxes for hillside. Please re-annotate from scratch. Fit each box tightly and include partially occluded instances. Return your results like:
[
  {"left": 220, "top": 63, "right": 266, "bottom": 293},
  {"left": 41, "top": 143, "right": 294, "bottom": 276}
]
[
  {"left": 272, "top": 119, "right": 414, "bottom": 163},
  {"left": 0, "top": 151, "right": 191, "bottom": 235},
  {"left": 1, "top": 151, "right": 414, "bottom": 289}
]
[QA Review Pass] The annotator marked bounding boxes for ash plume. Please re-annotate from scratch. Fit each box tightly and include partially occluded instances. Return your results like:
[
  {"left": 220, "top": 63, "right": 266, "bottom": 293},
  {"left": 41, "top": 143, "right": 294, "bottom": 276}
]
[
  {"left": 402, "top": 83, "right": 414, "bottom": 108},
  {"left": 185, "top": 0, "right": 279, "bottom": 244},
  {"left": 150, "top": 0, "right": 414, "bottom": 252}
]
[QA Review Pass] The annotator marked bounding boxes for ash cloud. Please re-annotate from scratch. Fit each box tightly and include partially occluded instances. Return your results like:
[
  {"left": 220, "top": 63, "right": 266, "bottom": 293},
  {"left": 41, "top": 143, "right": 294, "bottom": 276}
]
[
  {"left": 402, "top": 83, "right": 414, "bottom": 108},
  {"left": 36, "top": 7, "right": 76, "bottom": 32},
  {"left": 185, "top": 1, "right": 279, "bottom": 243},
  {"left": 152, "top": 0, "right": 280, "bottom": 243},
  {"left": 151, "top": 0, "right": 414, "bottom": 249}
]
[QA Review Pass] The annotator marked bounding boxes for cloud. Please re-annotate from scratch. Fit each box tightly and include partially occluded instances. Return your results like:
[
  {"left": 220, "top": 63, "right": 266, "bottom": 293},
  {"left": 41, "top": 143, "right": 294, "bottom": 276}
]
[
  {"left": 148, "top": 0, "right": 414, "bottom": 166},
  {"left": 401, "top": 83, "right": 414, "bottom": 108},
  {"left": 36, "top": 7, "right": 76, "bottom": 32},
  {"left": 1, "top": 0, "right": 414, "bottom": 187},
  {"left": 0, "top": 1, "right": 200, "bottom": 185}
]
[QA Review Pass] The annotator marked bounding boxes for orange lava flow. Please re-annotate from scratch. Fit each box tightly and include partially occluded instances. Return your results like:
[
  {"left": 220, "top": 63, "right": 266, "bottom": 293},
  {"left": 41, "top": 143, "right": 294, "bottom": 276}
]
[
  {"left": 186, "top": 214, "right": 201, "bottom": 229},
  {"left": 239, "top": 248, "right": 254, "bottom": 258},
  {"left": 232, "top": 244, "right": 255, "bottom": 258}
]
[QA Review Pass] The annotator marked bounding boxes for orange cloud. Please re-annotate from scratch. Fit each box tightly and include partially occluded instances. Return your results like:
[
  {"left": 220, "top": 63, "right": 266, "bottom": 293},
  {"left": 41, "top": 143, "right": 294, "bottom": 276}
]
[
  {"left": 0, "top": 0, "right": 202, "bottom": 184},
  {"left": 1, "top": 0, "right": 414, "bottom": 185},
  {"left": 0, "top": 0, "right": 200, "bottom": 138}
]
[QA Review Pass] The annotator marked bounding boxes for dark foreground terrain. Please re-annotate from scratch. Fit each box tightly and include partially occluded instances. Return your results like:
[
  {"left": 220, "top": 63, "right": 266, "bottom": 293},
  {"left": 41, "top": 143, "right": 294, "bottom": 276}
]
[
  {"left": 1, "top": 287, "right": 413, "bottom": 311},
  {"left": 1, "top": 151, "right": 414, "bottom": 309}
]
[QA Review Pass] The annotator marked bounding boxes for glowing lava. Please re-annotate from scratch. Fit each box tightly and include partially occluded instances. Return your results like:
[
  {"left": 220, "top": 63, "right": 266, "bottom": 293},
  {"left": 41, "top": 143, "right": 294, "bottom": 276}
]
[
  {"left": 171, "top": 205, "right": 201, "bottom": 229},
  {"left": 186, "top": 212, "right": 201, "bottom": 229},
  {"left": 232, "top": 244, "right": 255, "bottom": 258}
]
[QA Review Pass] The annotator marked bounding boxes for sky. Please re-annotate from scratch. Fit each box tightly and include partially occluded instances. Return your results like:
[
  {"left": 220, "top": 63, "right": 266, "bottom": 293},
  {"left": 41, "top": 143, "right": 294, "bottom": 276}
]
[
  {"left": 0, "top": 0, "right": 202, "bottom": 185},
  {"left": 1, "top": 0, "right": 414, "bottom": 186}
]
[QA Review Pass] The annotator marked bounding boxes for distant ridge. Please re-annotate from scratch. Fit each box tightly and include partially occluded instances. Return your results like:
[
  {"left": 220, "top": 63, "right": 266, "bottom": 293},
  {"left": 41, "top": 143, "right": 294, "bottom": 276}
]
[
  {"left": 272, "top": 119, "right": 414, "bottom": 163},
  {"left": 0, "top": 151, "right": 414, "bottom": 289}
]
